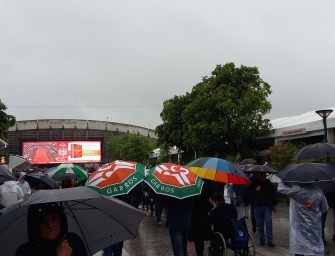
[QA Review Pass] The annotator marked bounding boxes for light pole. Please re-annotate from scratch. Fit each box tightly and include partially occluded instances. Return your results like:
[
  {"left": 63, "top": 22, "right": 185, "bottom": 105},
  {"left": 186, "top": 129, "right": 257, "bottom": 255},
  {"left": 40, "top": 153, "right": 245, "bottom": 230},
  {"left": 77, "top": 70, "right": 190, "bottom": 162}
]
[{"left": 315, "top": 109, "right": 333, "bottom": 143}]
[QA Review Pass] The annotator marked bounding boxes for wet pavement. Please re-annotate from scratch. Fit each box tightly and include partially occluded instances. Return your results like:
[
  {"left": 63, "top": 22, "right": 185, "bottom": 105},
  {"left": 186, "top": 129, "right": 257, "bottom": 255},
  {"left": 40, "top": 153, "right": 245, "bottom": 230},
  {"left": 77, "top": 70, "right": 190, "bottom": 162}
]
[{"left": 119, "top": 203, "right": 335, "bottom": 256}]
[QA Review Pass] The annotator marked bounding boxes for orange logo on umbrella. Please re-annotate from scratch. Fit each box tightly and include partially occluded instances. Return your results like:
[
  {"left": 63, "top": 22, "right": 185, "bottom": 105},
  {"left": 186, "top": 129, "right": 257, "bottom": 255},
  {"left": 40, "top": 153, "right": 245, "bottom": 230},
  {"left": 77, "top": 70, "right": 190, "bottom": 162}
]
[
  {"left": 89, "top": 160, "right": 136, "bottom": 188},
  {"left": 153, "top": 163, "right": 197, "bottom": 187}
]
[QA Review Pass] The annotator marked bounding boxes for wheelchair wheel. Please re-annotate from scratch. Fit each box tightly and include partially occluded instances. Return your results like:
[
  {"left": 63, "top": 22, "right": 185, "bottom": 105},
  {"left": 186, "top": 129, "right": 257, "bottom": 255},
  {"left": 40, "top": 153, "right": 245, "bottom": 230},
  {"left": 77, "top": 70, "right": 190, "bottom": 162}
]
[
  {"left": 230, "top": 233, "right": 256, "bottom": 256},
  {"left": 246, "top": 233, "right": 256, "bottom": 256},
  {"left": 208, "top": 232, "right": 227, "bottom": 256}
]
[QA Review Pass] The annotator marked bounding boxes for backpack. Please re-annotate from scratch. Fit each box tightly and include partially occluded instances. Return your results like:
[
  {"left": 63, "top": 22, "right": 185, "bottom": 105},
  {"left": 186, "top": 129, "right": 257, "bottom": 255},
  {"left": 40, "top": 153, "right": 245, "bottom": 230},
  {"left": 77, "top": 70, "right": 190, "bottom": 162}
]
[{"left": 230, "top": 217, "right": 249, "bottom": 249}]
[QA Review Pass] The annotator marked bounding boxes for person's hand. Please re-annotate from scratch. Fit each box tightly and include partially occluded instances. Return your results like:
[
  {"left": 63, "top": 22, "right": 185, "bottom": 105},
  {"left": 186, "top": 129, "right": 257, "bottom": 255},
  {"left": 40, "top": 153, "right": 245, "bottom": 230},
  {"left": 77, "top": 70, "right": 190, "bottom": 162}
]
[
  {"left": 56, "top": 238, "right": 72, "bottom": 256},
  {"left": 25, "top": 192, "right": 30, "bottom": 197},
  {"left": 273, "top": 205, "right": 278, "bottom": 214},
  {"left": 255, "top": 186, "right": 261, "bottom": 192}
]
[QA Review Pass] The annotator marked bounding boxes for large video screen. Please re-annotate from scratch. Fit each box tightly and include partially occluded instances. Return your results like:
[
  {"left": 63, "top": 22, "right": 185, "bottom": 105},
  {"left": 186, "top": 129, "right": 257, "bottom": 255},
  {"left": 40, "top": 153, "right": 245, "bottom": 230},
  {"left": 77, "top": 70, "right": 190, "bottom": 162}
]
[{"left": 23, "top": 141, "right": 101, "bottom": 164}]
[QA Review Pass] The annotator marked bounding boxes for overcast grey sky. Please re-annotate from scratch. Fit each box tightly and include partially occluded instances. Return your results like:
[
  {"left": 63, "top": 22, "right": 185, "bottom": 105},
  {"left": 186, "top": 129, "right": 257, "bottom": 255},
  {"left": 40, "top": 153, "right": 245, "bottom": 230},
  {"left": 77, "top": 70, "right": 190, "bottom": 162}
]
[{"left": 1, "top": 0, "right": 335, "bottom": 129}]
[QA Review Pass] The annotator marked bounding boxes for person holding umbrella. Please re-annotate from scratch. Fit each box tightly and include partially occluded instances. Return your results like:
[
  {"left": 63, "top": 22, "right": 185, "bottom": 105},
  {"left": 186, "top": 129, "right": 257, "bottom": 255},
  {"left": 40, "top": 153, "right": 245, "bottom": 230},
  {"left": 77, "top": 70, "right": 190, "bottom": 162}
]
[
  {"left": 15, "top": 202, "right": 88, "bottom": 256},
  {"left": 277, "top": 181, "right": 328, "bottom": 256},
  {"left": 145, "top": 163, "right": 204, "bottom": 256}
]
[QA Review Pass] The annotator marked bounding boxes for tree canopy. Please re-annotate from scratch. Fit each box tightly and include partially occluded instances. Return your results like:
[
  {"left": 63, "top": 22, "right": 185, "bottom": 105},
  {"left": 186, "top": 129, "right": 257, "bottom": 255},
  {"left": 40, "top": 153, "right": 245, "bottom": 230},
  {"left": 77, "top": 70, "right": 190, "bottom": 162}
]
[
  {"left": 156, "top": 63, "right": 272, "bottom": 159},
  {"left": 106, "top": 133, "right": 155, "bottom": 164},
  {"left": 0, "top": 99, "right": 16, "bottom": 141}
]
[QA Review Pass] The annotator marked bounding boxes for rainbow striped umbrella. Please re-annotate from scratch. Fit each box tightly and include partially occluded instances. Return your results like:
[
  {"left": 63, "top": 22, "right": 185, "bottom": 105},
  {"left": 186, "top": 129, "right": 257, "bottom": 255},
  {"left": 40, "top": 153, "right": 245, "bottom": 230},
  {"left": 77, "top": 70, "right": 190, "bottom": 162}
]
[{"left": 186, "top": 157, "right": 250, "bottom": 184}]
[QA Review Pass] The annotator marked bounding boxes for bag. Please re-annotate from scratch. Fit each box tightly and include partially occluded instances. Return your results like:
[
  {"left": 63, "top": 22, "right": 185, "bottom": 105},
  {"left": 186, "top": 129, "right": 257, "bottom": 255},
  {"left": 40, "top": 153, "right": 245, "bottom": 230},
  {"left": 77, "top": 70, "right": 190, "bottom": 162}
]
[{"left": 230, "top": 217, "right": 249, "bottom": 249}]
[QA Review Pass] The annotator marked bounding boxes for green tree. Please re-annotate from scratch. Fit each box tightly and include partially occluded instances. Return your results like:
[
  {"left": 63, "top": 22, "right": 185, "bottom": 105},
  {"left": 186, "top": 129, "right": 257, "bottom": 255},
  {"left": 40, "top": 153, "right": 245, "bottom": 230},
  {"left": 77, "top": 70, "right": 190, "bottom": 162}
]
[
  {"left": 106, "top": 133, "right": 155, "bottom": 164},
  {"left": 0, "top": 99, "right": 16, "bottom": 141},
  {"left": 269, "top": 141, "right": 300, "bottom": 170},
  {"left": 156, "top": 63, "right": 272, "bottom": 158}
]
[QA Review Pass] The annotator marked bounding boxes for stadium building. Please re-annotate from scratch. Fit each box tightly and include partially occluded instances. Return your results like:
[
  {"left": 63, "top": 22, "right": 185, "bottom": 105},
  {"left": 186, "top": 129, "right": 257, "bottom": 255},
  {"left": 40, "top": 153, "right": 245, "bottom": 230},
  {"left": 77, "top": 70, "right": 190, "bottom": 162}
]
[{"left": 6, "top": 119, "right": 157, "bottom": 168}]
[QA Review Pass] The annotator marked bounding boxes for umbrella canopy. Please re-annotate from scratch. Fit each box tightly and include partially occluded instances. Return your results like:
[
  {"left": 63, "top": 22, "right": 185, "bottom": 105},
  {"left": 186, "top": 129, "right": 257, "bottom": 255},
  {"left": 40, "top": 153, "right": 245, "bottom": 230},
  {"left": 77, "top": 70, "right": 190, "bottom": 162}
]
[
  {"left": 294, "top": 143, "right": 335, "bottom": 161},
  {"left": 47, "top": 163, "right": 88, "bottom": 183},
  {"left": 240, "top": 158, "right": 257, "bottom": 165},
  {"left": 44, "top": 166, "right": 56, "bottom": 174},
  {"left": 186, "top": 157, "right": 250, "bottom": 184},
  {"left": 87, "top": 160, "right": 146, "bottom": 197},
  {"left": 24, "top": 173, "right": 59, "bottom": 189},
  {"left": 0, "top": 187, "right": 145, "bottom": 255},
  {"left": 144, "top": 163, "right": 203, "bottom": 199},
  {"left": 0, "top": 165, "right": 17, "bottom": 184},
  {"left": 276, "top": 162, "right": 335, "bottom": 193},
  {"left": 52, "top": 172, "right": 80, "bottom": 181},
  {"left": 243, "top": 164, "right": 278, "bottom": 174}
]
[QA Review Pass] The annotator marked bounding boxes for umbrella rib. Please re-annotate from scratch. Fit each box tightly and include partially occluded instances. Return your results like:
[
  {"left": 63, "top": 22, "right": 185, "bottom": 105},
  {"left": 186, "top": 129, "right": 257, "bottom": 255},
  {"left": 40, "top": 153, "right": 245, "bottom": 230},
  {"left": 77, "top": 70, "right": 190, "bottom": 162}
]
[
  {"left": 63, "top": 201, "right": 92, "bottom": 255},
  {"left": 65, "top": 199, "right": 138, "bottom": 244},
  {"left": 0, "top": 211, "right": 28, "bottom": 239}
]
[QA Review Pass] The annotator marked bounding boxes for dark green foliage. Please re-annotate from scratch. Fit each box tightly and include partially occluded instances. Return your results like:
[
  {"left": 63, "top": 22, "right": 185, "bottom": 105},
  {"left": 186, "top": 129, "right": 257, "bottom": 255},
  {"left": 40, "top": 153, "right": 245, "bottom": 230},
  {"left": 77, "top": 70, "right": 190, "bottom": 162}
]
[
  {"left": 269, "top": 141, "right": 300, "bottom": 170},
  {"left": 156, "top": 63, "right": 272, "bottom": 157},
  {"left": 0, "top": 99, "right": 16, "bottom": 141},
  {"left": 106, "top": 133, "right": 155, "bottom": 164}
]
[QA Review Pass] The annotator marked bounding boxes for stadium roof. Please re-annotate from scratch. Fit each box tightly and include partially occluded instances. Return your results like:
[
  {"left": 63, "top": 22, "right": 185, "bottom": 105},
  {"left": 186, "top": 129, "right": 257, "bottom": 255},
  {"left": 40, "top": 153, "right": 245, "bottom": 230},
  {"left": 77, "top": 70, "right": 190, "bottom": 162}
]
[{"left": 271, "top": 107, "right": 335, "bottom": 129}]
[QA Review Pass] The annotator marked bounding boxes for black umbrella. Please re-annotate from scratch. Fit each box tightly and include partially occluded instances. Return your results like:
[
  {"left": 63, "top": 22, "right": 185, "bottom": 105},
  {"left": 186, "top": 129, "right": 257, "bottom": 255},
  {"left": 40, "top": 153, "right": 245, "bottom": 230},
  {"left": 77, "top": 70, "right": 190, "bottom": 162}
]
[
  {"left": 243, "top": 164, "right": 278, "bottom": 174},
  {"left": 0, "top": 165, "right": 17, "bottom": 185},
  {"left": 294, "top": 143, "right": 335, "bottom": 161},
  {"left": 240, "top": 158, "right": 257, "bottom": 165},
  {"left": 276, "top": 162, "right": 335, "bottom": 193},
  {"left": 24, "top": 173, "right": 59, "bottom": 190},
  {"left": 0, "top": 187, "right": 145, "bottom": 255},
  {"left": 52, "top": 173, "right": 80, "bottom": 181}
]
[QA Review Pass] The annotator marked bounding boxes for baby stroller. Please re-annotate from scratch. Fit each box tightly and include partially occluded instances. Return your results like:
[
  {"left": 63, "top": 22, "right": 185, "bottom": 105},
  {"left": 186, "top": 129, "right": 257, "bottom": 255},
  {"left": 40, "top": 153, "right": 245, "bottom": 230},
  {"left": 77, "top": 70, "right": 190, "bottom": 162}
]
[{"left": 208, "top": 216, "right": 256, "bottom": 256}]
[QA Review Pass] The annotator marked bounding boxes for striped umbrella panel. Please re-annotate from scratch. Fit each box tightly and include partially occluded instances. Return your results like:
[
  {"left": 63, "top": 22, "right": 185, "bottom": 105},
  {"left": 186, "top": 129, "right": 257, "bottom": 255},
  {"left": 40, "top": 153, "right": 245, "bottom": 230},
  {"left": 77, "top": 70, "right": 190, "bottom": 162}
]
[{"left": 187, "top": 157, "right": 250, "bottom": 184}]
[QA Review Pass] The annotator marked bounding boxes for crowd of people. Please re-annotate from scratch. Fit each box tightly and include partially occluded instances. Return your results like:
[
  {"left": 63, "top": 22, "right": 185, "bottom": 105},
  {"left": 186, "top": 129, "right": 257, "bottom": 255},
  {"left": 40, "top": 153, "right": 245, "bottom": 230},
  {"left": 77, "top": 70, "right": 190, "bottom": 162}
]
[{"left": 1, "top": 166, "right": 335, "bottom": 256}]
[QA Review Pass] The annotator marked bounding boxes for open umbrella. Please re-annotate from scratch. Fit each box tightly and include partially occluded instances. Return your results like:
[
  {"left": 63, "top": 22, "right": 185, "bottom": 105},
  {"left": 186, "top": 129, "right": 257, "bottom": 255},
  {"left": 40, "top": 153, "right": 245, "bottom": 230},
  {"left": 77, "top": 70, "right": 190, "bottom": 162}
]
[
  {"left": 186, "top": 157, "right": 250, "bottom": 184},
  {"left": 52, "top": 172, "right": 80, "bottom": 181},
  {"left": 0, "top": 186, "right": 145, "bottom": 255},
  {"left": 243, "top": 164, "right": 278, "bottom": 174},
  {"left": 24, "top": 173, "right": 59, "bottom": 189},
  {"left": 87, "top": 160, "right": 146, "bottom": 197},
  {"left": 47, "top": 163, "right": 88, "bottom": 183},
  {"left": 294, "top": 143, "right": 335, "bottom": 161},
  {"left": 276, "top": 162, "right": 335, "bottom": 193},
  {"left": 240, "top": 158, "right": 257, "bottom": 165},
  {"left": 144, "top": 163, "right": 203, "bottom": 199},
  {"left": 0, "top": 165, "right": 17, "bottom": 184}
]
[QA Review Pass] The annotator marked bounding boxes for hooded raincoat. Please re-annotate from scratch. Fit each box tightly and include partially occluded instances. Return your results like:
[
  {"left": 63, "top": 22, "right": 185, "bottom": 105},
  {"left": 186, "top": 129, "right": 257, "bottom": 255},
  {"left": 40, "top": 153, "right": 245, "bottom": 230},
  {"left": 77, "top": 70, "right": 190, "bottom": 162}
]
[
  {"left": 0, "top": 180, "right": 24, "bottom": 207},
  {"left": 277, "top": 181, "right": 328, "bottom": 256}
]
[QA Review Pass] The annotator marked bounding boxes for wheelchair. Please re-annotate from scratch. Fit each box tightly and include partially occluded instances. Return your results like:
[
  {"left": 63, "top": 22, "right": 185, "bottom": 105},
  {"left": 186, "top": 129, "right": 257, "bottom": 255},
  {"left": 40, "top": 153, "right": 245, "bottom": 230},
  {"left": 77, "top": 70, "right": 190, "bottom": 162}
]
[{"left": 208, "top": 217, "right": 256, "bottom": 256}]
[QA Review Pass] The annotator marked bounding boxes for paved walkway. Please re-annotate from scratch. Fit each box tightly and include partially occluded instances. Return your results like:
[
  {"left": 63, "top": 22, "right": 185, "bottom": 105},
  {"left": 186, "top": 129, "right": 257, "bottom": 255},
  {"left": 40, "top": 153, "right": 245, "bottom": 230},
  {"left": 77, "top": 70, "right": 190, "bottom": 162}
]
[
  {"left": 124, "top": 204, "right": 334, "bottom": 256},
  {"left": 95, "top": 203, "right": 335, "bottom": 256}
]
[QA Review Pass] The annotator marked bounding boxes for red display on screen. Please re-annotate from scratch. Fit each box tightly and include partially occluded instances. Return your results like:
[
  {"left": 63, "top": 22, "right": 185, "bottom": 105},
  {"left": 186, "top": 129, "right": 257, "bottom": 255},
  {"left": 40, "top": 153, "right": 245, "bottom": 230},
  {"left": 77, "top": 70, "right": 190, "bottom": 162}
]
[
  {"left": 71, "top": 144, "right": 82, "bottom": 158},
  {"left": 23, "top": 141, "right": 101, "bottom": 164}
]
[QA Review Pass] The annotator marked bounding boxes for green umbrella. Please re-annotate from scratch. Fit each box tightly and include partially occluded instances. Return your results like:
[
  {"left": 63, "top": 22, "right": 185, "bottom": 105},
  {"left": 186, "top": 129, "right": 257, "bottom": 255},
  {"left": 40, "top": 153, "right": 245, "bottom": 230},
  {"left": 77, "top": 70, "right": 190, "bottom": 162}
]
[
  {"left": 87, "top": 160, "right": 146, "bottom": 197},
  {"left": 144, "top": 163, "right": 203, "bottom": 199},
  {"left": 47, "top": 163, "right": 88, "bottom": 183}
]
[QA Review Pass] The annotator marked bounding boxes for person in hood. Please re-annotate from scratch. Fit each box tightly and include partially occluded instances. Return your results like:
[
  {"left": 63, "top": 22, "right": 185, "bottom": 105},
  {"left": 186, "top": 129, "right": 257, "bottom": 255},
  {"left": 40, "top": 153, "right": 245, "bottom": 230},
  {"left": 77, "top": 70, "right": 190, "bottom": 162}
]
[
  {"left": 0, "top": 180, "right": 24, "bottom": 208},
  {"left": 17, "top": 172, "right": 31, "bottom": 198},
  {"left": 277, "top": 181, "right": 328, "bottom": 256},
  {"left": 15, "top": 202, "right": 88, "bottom": 256}
]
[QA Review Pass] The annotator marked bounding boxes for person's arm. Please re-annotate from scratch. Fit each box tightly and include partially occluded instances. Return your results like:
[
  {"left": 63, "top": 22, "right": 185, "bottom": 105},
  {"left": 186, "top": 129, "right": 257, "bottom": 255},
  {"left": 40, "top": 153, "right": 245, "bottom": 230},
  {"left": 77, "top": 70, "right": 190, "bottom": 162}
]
[
  {"left": 16, "top": 185, "right": 24, "bottom": 201},
  {"left": 319, "top": 191, "right": 329, "bottom": 214},
  {"left": 66, "top": 233, "right": 88, "bottom": 256},
  {"left": 277, "top": 181, "right": 301, "bottom": 197}
]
